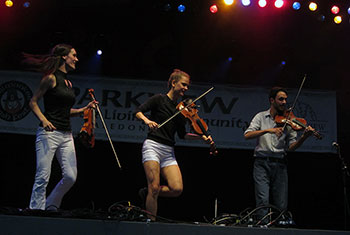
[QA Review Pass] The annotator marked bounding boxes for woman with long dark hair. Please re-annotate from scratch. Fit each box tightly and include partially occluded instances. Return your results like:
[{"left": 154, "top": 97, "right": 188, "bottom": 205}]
[{"left": 24, "top": 44, "right": 96, "bottom": 210}]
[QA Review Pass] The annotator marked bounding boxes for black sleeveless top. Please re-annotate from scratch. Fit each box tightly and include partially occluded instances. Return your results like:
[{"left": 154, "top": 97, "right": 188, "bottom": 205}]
[{"left": 42, "top": 70, "right": 76, "bottom": 131}]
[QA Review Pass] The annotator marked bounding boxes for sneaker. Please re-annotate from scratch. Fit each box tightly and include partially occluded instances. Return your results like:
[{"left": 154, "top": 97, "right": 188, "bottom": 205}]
[{"left": 138, "top": 187, "right": 148, "bottom": 209}]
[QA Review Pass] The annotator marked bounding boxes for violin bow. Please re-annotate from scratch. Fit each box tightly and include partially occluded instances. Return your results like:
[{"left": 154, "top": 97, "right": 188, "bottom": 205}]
[
  {"left": 157, "top": 86, "right": 214, "bottom": 129},
  {"left": 282, "top": 74, "right": 307, "bottom": 131},
  {"left": 88, "top": 89, "right": 122, "bottom": 169}
]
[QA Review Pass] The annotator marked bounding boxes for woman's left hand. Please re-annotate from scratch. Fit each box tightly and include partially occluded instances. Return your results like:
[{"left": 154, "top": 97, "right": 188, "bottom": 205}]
[
  {"left": 87, "top": 100, "right": 98, "bottom": 109},
  {"left": 202, "top": 135, "right": 214, "bottom": 145}
]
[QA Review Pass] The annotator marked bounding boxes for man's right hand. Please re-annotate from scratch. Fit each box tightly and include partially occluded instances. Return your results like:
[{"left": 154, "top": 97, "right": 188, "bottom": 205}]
[{"left": 269, "top": 127, "right": 283, "bottom": 137}]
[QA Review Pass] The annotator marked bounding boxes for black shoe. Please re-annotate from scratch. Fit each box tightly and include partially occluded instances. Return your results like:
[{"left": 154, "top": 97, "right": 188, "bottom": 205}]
[
  {"left": 46, "top": 205, "right": 59, "bottom": 212},
  {"left": 138, "top": 187, "right": 147, "bottom": 209}
]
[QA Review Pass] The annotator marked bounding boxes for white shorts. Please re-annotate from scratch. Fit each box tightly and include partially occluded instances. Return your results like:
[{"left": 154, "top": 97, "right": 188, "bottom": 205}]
[{"left": 142, "top": 139, "right": 178, "bottom": 168}]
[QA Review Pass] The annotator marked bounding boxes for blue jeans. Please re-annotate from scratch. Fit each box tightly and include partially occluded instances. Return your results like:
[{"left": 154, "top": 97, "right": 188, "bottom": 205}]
[
  {"left": 29, "top": 127, "right": 77, "bottom": 210},
  {"left": 253, "top": 157, "right": 288, "bottom": 223}
]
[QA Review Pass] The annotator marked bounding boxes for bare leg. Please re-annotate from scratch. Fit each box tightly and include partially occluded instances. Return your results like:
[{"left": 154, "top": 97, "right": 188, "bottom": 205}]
[
  {"left": 143, "top": 161, "right": 161, "bottom": 221},
  {"left": 143, "top": 162, "right": 183, "bottom": 221},
  {"left": 160, "top": 165, "right": 183, "bottom": 197}
]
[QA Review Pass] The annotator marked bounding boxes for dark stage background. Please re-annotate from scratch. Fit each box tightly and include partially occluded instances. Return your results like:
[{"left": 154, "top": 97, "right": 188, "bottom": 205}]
[{"left": 0, "top": 0, "right": 349, "bottom": 231}]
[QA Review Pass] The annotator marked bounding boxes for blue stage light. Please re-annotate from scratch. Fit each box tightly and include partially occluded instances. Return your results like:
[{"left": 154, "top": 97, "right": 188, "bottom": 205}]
[
  {"left": 292, "top": 2, "right": 301, "bottom": 10},
  {"left": 97, "top": 50, "right": 102, "bottom": 56},
  {"left": 178, "top": 4, "right": 186, "bottom": 12},
  {"left": 318, "top": 14, "right": 325, "bottom": 22},
  {"left": 23, "top": 1, "right": 30, "bottom": 8}
]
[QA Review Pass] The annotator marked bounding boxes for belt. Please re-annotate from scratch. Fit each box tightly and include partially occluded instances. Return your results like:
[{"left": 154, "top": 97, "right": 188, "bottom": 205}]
[{"left": 255, "top": 157, "right": 287, "bottom": 164}]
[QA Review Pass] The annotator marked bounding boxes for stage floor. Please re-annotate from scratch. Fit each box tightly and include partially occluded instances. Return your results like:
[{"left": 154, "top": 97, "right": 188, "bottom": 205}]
[{"left": 1, "top": 214, "right": 349, "bottom": 235}]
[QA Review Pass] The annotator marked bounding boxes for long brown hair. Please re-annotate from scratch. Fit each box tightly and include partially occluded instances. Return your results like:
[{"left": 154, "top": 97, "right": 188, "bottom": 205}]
[{"left": 22, "top": 44, "right": 73, "bottom": 75}]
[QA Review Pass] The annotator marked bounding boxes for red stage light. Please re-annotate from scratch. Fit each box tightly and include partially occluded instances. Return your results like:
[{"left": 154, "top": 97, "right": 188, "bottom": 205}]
[
  {"left": 274, "top": 0, "right": 284, "bottom": 8},
  {"left": 331, "top": 6, "right": 339, "bottom": 15},
  {"left": 210, "top": 4, "right": 218, "bottom": 13},
  {"left": 258, "top": 0, "right": 267, "bottom": 8}
]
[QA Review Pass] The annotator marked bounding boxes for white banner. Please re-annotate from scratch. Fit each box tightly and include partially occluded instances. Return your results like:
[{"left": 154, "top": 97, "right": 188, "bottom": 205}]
[{"left": 0, "top": 70, "right": 337, "bottom": 152}]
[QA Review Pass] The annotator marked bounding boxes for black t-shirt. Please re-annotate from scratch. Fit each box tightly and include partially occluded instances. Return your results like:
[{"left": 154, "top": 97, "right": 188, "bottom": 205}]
[
  {"left": 42, "top": 70, "right": 76, "bottom": 131},
  {"left": 135, "top": 94, "right": 187, "bottom": 146}
]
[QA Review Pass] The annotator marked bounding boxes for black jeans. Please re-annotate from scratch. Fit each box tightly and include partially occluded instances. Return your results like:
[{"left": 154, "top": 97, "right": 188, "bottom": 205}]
[{"left": 253, "top": 157, "right": 288, "bottom": 224}]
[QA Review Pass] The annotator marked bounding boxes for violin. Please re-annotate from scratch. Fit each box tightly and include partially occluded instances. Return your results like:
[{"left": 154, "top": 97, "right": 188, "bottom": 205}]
[
  {"left": 177, "top": 100, "right": 218, "bottom": 156},
  {"left": 275, "top": 110, "right": 322, "bottom": 139},
  {"left": 78, "top": 91, "right": 96, "bottom": 148}
]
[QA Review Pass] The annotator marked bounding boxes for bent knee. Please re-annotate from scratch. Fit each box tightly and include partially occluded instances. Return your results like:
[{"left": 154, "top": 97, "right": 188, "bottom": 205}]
[
  {"left": 170, "top": 186, "right": 183, "bottom": 197},
  {"left": 149, "top": 184, "right": 161, "bottom": 197},
  {"left": 62, "top": 172, "right": 77, "bottom": 186}
]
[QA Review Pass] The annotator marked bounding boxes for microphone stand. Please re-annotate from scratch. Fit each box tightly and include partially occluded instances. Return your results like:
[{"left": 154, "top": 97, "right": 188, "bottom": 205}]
[{"left": 335, "top": 144, "right": 350, "bottom": 230}]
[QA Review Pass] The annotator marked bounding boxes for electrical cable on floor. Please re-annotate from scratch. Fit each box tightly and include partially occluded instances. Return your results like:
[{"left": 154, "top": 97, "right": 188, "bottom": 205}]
[{"left": 210, "top": 205, "right": 295, "bottom": 228}]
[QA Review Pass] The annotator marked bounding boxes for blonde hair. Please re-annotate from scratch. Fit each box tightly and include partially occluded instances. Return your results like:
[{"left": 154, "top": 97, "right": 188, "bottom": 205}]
[{"left": 167, "top": 69, "right": 190, "bottom": 89}]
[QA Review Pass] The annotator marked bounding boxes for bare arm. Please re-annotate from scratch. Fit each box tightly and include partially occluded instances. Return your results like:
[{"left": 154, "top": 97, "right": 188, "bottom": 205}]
[
  {"left": 135, "top": 111, "right": 158, "bottom": 130},
  {"left": 29, "top": 74, "right": 57, "bottom": 131},
  {"left": 70, "top": 107, "right": 86, "bottom": 117},
  {"left": 288, "top": 126, "right": 314, "bottom": 151},
  {"left": 244, "top": 127, "right": 284, "bottom": 139},
  {"left": 70, "top": 100, "right": 97, "bottom": 117}
]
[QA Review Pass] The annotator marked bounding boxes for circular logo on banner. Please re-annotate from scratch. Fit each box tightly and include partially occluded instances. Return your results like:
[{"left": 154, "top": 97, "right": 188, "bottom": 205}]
[{"left": 0, "top": 81, "right": 33, "bottom": 122}]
